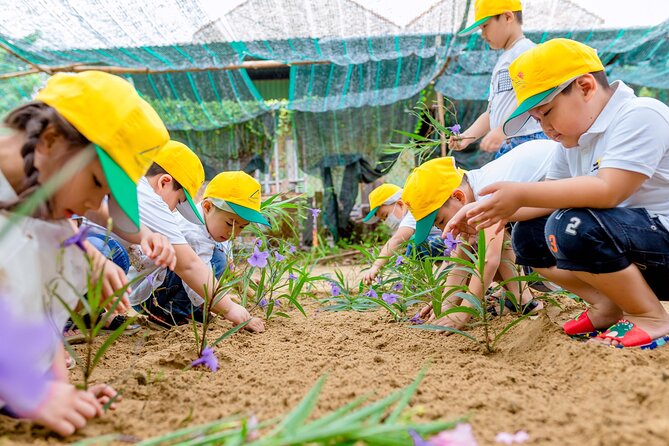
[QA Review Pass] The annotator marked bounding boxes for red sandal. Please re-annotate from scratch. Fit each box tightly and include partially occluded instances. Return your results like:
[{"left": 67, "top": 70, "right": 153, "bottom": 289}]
[
  {"left": 563, "top": 309, "right": 599, "bottom": 338},
  {"left": 596, "top": 320, "right": 669, "bottom": 349}
]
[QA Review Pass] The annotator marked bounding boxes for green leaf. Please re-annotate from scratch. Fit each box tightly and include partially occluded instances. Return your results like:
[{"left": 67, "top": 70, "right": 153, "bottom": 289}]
[
  {"left": 211, "top": 320, "right": 250, "bottom": 347},
  {"left": 91, "top": 316, "right": 137, "bottom": 370},
  {"left": 269, "top": 374, "right": 327, "bottom": 436}
]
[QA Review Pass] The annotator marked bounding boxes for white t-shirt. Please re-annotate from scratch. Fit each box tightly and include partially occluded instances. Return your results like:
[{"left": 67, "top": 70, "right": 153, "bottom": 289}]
[
  {"left": 488, "top": 38, "right": 543, "bottom": 136},
  {"left": 127, "top": 177, "right": 188, "bottom": 306},
  {"left": 399, "top": 212, "right": 442, "bottom": 238},
  {"left": 0, "top": 170, "right": 88, "bottom": 377},
  {"left": 546, "top": 81, "right": 669, "bottom": 230},
  {"left": 466, "top": 139, "right": 559, "bottom": 199},
  {"left": 0, "top": 167, "right": 17, "bottom": 202},
  {"left": 176, "top": 204, "right": 216, "bottom": 307}
]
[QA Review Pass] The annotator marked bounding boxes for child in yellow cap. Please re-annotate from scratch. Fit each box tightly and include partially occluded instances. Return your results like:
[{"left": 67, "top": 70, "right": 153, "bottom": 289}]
[
  {"left": 0, "top": 71, "right": 171, "bottom": 434},
  {"left": 128, "top": 146, "right": 265, "bottom": 333},
  {"left": 361, "top": 183, "right": 448, "bottom": 285},
  {"left": 452, "top": 0, "right": 547, "bottom": 157},
  {"left": 450, "top": 38, "right": 669, "bottom": 349},
  {"left": 402, "top": 139, "right": 558, "bottom": 330}
]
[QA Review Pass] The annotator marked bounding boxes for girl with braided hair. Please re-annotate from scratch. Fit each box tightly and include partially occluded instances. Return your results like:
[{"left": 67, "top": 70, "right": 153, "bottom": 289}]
[{"left": 0, "top": 71, "right": 172, "bottom": 435}]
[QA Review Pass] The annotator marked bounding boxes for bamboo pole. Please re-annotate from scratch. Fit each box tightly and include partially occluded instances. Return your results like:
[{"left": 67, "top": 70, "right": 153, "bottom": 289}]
[
  {"left": 0, "top": 58, "right": 331, "bottom": 80},
  {"left": 437, "top": 91, "right": 447, "bottom": 157}
]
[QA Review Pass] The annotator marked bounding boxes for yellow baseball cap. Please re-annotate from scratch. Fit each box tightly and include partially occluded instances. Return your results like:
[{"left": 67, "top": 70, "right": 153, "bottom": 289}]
[
  {"left": 152, "top": 140, "right": 205, "bottom": 225},
  {"left": 504, "top": 38, "right": 605, "bottom": 135},
  {"left": 458, "top": 0, "right": 523, "bottom": 35},
  {"left": 204, "top": 171, "right": 270, "bottom": 226},
  {"left": 36, "top": 71, "right": 169, "bottom": 232},
  {"left": 401, "top": 157, "right": 465, "bottom": 244},
  {"left": 363, "top": 184, "right": 402, "bottom": 224}
]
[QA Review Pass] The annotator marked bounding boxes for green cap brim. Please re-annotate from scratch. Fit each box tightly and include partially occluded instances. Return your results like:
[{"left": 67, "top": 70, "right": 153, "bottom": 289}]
[
  {"left": 503, "top": 86, "right": 557, "bottom": 136},
  {"left": 413, "top": 209, "right": 439, "bottom": 245},
  {"left": 227, "top": 201, "right": 270, "bottom": 226},
  {"left": 363, "top": 206, "right": 380, "bottom": 223},
  {"left": 176, "top": 190, "right": 205, "bottom": 225},
  {"left": 458, "top": 16, "right": 492, "bottom": 36},
  {"left": 95, "top": 145, "right": 140, "bottom": 233}
]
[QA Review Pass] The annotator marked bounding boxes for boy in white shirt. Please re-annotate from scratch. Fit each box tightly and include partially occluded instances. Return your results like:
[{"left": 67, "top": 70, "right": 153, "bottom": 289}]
[
  {"left": 361, "top": 184, "right": 446, "bottom": 285},
  {"left": 163, "top": 171, "right": 271, "bottom": 320},
  {"left": 126, "top": 141, "right": 264, "bottom": 332},
  {"left": 402, "top": 139, "right": 558, "bottom": 329},
  {"left": 448, "top": 39, "right": 669, "bottom": 348},
  {"left": 451, "top": 0, "right": 546, "bottom": 158}
]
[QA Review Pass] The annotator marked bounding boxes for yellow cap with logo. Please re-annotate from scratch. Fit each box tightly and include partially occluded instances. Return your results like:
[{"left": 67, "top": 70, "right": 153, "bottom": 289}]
[
  {"left": 401, "top": 157, "right": 465, "bottom": 244},
  {"left": 35, "top": 71, "right": 169, "bottom": 232},
  {"left": 458, "top": 0, "right": 523, "bottom": 35},
  {"left": 504, "top": 38, "right": 605, "bottom": 135},
  {"left": 152, "top": 140, "right": 205, "bottom": 225},
  {"left": 363, "top": 183, "right": 402, "bottom": 224},
  {"left": 204, "top": 171, "right": 270, "bottom": 226}
]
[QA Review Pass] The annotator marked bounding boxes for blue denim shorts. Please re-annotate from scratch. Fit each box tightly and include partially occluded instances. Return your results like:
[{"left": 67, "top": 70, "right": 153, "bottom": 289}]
[
  {"left": 495, "top": 131, "right": 549, "bottom": 159},
  {"left": 406, "top": 234, "right": 448, "bottom": 259},
  {"left": 512, "top": 208, "right": 669, "bottom": 299},
  {"left": 87, "top": 233, "right": 130, "bottom": 274},
  {"left": 134, "top": 270, "right": 204, "bottom": 326}
]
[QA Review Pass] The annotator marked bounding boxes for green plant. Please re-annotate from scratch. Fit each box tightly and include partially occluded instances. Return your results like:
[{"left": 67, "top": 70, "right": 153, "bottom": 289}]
[
  {"left": 51, "top": 227, "right": 138, "bottom": 390},
  {"left": 73, "top": 369, "right": 463, "bottom": 446}
]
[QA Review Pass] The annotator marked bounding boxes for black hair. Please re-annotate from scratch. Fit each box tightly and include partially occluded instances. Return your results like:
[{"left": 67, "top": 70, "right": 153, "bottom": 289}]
[
  {"left": 561, "top": 70, "right": 610, "bottom": 94},
  {"left": 492, "top": 11, "right": 523, "bottom": 24},
  {"left": 145, "top": 163, "right": 183, "bottom": 191},
  {"left": 1, "top": 102, "right": 90, "bottom": 216}
]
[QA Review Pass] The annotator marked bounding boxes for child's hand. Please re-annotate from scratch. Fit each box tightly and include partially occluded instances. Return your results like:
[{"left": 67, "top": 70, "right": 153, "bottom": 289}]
[
  {"left": 426, "top": 311, "right": 471, "bottom": 333},
  {"left": 448, "top": 134, "right": 473, "bottom": 152},
  {"left": 31, "top": 381, "right": 102, "bottom": 436},
  {"left": 89, "top": 251, "right": 130, "bottom": 313},
  {"left": 225, "top": 303, "right": 265, "bottom": 333},
  {"left": 362, "top": 266, "right": 380, "bottom": 285},
  {"left": 419, "top": 302, "right": 434, "bottom": 319},
  {"left": 465, "top": 182, "right": 523, "bottom": 230},
  {"left": 88, "top": 383, "right": 121, "bottom": 411},
  {"left": 140, "top": 233, "right": 177, "bottom": 271},
  {"left": 444, "top": 202, "right": 481, "bottom": 238}
]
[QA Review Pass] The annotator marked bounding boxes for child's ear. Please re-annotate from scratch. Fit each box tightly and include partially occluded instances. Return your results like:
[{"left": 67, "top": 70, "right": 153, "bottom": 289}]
[
  {"left": 201, "top": 199, "right": 212, "bottom": 214},
  {"left": 34, "top": 125, "right": 65, "bottom": 172},
  {"left": 576, "top": 75, "right": 597, "bottom": 101},
  {"left": 451, "top": 188, "right": 467, "bottom": 204},
  {"left": 158, "top": 174, "right": 173, "bottom": 189}
]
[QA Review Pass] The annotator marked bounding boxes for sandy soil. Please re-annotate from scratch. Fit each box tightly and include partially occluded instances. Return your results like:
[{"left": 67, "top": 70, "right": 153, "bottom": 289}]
[{"left": 2, "top": 265, "right": 669, "bottom": 446}]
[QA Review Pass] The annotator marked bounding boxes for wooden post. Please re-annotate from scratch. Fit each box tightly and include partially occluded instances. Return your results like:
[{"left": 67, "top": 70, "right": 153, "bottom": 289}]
[{"left": 437, "top": 92, "right": 447, "bottom": 157}]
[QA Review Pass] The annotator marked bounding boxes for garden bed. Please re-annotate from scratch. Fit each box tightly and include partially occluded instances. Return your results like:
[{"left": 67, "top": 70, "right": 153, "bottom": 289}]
[{"left": 2, "top": 265, "right": 669, "bottom": 445}]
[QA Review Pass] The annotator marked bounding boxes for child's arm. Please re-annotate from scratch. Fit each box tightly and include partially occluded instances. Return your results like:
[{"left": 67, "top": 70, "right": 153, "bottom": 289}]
[
  {"left": 426, "top": 227, "right": 504, "bottom": 330},
  {"left": 173, "top": 244, "right": 265, "bottom": 332},
  {"left": 362, "top": 227, "right": 414, "bottom": 285},
  {"left": 420, "top": 245, "right": 470, "bottom": 320},
  {"left": 464, "top": 168, "right": 649, "bottom": 230}
]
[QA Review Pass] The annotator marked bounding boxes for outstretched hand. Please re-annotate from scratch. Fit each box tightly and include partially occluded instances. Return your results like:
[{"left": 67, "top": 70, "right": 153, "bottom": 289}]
[{"left": 464, "top": 182, "right": 523, "bottom": 231}]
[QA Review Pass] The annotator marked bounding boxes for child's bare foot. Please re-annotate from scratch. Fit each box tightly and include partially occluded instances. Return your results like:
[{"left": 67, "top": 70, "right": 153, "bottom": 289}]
[{"left": 590, "top": 311, "right": 669, "bottom": 348}]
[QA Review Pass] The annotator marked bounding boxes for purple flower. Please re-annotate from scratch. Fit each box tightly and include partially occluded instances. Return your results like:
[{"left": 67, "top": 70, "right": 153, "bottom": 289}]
[
  {"left": 258, "top": 298, "right": 268, "bottom": 309},
  {"left": 288, "top": 244, "right": 296, "bottom": 254},
  {"left": 274, "top": 252, "right": 285, "bottom": 262},
  {"left": 495, "top": 431, "right": 529, "bottom": 445},
  {"left": 248, "top": 247, "right": 270, "bottom": 268},
  {"left": 392, "top": 282, "right": 403, "bottom": 292},
  {"left": 191, "top": 347, "right": 218, "bottom": 372},
  {"left": 395, "top": 256, "right": 404, "bottom": 267},
  {"left": 0, "top": 300, "right": 58, "bottom": 416},
  {"left": 255, "top": 238, "right": 263, "bottom": 247},
  {"left": 410, "top": 312, "right": 423, "bottom": 325},
  {"left": 61, "top": 225, "right": 91, "bottom": 252},
  {"left": 363, "top": 288, "right": 378, "bottom": 298},
  {"left": 288, "top": 273, "right": 298, "bottom": 281},
  {"left": 448, "top": 124, "right": 461, "bottom": 135},
  {"left": 275, "top": 299, "right": 283, "bottom": 308},
  {"left": 431, "top": 423, "right": 478, "bottom": 446},
  {"left": 330, "top": 283, "right": 342, "bottom": 297},
  {"left": 382, "top": 293, "right": 399, "bottom": 305},
  {"left": 309, "top": 208, "right": 321, "bottom": 222},
  {"left": 443, "top": 232, "right": 462, "bottom": 256},
  {"left": 409, "top": 430, "right": 432, "bottom": 446}
]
